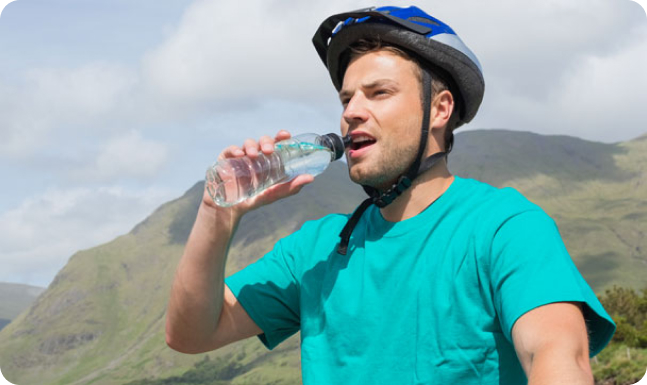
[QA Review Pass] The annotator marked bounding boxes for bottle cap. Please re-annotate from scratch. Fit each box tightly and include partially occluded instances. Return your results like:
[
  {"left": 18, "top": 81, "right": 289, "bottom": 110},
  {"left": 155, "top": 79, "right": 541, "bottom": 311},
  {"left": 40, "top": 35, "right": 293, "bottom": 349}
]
[{"left": 323, "top": 133, "right": 346, "bottom": 160}]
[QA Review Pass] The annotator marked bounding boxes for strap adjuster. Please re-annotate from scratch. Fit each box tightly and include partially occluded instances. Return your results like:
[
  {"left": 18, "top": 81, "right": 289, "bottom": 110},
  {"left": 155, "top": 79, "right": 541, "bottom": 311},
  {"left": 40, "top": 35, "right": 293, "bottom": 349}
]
[{"left": 372, "top": 175, "right": 413, "bottom": 208}]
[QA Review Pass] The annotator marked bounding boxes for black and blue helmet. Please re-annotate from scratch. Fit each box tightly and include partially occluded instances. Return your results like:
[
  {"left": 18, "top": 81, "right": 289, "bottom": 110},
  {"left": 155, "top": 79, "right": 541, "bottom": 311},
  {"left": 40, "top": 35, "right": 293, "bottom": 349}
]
[{"left": 313, "top": 5, "right": 484, "bottom": 126}]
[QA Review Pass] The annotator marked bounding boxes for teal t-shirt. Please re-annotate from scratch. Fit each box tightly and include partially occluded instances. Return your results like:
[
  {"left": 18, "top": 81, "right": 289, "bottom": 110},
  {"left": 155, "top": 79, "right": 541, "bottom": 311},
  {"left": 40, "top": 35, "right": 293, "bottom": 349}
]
[{"left": 225, "top": 176, "right": 615, "bottom": 384}]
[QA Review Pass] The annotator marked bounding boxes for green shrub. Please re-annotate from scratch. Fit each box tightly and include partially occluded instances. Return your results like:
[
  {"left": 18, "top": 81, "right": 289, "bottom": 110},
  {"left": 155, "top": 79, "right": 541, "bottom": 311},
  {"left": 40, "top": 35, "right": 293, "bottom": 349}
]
[{"left": 593, "top": 285, "right": 647, "bottom": 384}]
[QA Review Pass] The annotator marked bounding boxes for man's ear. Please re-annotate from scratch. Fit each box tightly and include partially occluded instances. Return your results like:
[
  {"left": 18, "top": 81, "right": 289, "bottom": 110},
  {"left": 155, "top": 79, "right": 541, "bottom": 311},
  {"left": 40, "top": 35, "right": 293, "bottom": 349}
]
[{"left": 430, "top": 90, "right": 455, "bottom": 130}]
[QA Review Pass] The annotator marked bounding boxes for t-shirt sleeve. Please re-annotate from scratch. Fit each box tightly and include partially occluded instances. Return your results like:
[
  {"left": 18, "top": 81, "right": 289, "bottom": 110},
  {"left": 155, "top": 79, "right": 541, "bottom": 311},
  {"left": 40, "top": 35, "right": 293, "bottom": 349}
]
[
  {"left": 488, "top": 210, "right": 616, "bottom": 357},
  {"left": 225, "top": 238, "right": 300, "bottom": 350}
]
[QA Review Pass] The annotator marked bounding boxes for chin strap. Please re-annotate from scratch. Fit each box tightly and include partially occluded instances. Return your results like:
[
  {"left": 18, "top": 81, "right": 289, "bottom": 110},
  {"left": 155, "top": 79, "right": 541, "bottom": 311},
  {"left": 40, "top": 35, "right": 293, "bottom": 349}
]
[{"left": 338, "top": 69, "right": 447, "bottom": 255}]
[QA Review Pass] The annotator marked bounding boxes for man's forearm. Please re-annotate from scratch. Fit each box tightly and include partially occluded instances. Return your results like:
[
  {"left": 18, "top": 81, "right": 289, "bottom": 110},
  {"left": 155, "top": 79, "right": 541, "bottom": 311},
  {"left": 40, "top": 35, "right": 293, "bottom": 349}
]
[{"left": 165, "top": 202, "right": 240, "bottom": 353}]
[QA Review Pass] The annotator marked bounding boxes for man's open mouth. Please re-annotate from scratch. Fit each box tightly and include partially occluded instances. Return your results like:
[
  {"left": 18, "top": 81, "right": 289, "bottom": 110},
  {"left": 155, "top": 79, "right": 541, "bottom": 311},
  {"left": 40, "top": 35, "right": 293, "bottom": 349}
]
[{"left": 350, "top": 135, "right": 376, "bottom": 151}]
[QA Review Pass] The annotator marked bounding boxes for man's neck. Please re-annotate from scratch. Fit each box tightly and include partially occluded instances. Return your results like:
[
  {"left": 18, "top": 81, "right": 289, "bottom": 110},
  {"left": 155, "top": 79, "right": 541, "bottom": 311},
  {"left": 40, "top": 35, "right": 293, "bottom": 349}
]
[{"left": 379, "top": 162, "right": 454, "bottom": 222}]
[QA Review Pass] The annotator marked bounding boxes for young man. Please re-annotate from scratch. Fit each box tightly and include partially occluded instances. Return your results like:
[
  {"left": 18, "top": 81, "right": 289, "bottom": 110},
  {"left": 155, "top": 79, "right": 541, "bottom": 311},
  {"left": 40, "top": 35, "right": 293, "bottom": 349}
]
[{"left": 166, "top": 6, "right": 615, "bottom": 384}]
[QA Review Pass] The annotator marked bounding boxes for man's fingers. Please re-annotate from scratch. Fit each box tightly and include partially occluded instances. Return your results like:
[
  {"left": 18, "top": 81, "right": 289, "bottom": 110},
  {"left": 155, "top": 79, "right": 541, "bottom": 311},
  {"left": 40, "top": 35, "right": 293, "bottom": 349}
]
[
  {"left": 275, "top": 130, "right": 291, "bottom": 142},
  {"left": 218, "top": 145, "right": 245, "bottom": 161},
  {"left": 258, "top": 136, "right": 275, "bottom": 155},
  {"left": 243, "top": 138, "right": 260, "bottom": 158},
  {"left": 290, "top": 174, "right": 315, "bottom": 188},
  {"left": 219, "top": 132, "right": 291, "bottom": 161}
]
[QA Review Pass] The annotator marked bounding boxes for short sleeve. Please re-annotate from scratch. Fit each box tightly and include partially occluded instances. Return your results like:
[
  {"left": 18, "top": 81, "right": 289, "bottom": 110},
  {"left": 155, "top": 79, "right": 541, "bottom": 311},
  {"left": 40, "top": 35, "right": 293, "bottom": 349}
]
[
  {"left": 489, "top": 210, "right": 616, "bottom": 356},
  {"left": 225, "top": 238, "right": 300, "bottom": 350}
]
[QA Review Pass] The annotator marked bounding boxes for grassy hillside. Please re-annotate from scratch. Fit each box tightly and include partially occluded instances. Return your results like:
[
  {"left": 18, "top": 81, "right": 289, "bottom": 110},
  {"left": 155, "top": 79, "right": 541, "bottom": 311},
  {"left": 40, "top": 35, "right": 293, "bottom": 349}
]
[
  {"left": 0, "top": 130, "right": 645, "bottom": 384},
  {"left": 0, "top": 282, "right": 45, "bottom": 331}
]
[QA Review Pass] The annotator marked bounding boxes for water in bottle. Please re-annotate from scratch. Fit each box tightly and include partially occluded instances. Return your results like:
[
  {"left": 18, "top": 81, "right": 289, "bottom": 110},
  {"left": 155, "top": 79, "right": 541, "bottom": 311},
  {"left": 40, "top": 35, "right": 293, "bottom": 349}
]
[{"left": 206, "top": 133, "right": 345, "bottom": 207}]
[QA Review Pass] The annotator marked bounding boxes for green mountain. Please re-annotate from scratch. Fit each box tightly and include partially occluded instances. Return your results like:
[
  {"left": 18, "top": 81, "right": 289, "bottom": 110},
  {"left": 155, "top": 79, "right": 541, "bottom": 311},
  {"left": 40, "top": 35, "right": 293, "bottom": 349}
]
[
  {"left": 0, "top": 283, "right": 45, "bottom": 331},
  {"left": 0, "top": 130, "right": 645, "bottom": 385}
]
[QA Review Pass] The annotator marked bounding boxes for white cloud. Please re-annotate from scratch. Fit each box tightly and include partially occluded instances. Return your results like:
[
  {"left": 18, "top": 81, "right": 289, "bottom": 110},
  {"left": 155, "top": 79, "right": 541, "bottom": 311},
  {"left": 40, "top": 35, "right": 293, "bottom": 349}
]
[
  {"left": 0, "top": 63, "right": 137, "bottom": 158},
  {"left": 470, "top": 20, "right": 647, "bottom": 142},
  {"left": 0, "top": 186, "right": 176, "bottom": 287},
  {"left": 140, "top": 0, "right": 349, "bottom": 107},
  {"left": 68, "top": 130, "right": 169, "bottom": 182},
  {"left": 442, "top": 0, "right": 644, "bottom": 106},
  {"left": 555, "top": 25, "right": 647, "bottom": 141},
  {"left": 23, "top": 64, "right": 135, "bottom": 122}
]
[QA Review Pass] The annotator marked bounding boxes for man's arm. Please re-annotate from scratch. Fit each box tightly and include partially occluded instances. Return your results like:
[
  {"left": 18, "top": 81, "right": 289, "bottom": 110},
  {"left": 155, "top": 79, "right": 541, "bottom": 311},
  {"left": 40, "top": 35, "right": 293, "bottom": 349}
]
[
  {"left": 165, "top": 201, "right": 262, "bottom": 354},
  {"left": 165, "top": 131, "right": 313, "bottom": 354},
  {"left": 512, "top": 301, "right": 593, "bottom": 385}
]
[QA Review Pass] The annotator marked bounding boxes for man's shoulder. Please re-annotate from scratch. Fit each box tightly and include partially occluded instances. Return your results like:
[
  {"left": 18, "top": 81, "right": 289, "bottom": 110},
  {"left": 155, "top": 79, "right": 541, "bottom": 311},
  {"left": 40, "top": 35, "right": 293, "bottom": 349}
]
[
  {"left": 453, "top": 176, "right": 546, "bottom": 220},
  {"left": 456, "top": 176, "right": 538, "bottom": 205}
]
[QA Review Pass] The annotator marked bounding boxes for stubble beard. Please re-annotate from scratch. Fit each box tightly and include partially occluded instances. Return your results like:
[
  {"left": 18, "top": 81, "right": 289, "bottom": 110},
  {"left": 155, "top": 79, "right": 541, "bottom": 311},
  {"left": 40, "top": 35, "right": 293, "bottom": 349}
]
[{"left": 348, "top": 140, "right": 418, "bottom": 191}]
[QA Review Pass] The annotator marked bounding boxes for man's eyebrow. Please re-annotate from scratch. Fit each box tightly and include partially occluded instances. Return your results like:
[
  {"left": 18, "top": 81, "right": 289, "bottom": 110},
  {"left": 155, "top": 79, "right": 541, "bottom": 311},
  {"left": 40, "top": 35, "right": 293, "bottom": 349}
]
[
  {"left": 363, "top": 79, "right": 398, "bottom": 89},
  {"left": 339, "top": 79, "right": 398, "bottom": 100}
]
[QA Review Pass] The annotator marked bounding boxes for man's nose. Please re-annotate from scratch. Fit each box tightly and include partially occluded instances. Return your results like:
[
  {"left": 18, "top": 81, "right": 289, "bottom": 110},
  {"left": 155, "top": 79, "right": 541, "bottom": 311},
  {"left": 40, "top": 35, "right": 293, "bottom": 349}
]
[{"left": 343, "top": 94, "right": 370, "bottom": 125}]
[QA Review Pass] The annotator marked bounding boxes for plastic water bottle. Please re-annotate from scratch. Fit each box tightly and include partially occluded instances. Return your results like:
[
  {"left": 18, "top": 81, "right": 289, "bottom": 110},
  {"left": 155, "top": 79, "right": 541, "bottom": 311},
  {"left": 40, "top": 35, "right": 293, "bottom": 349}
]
[{"left": 206, "top": 133, "right": 345, "bottom": 207}]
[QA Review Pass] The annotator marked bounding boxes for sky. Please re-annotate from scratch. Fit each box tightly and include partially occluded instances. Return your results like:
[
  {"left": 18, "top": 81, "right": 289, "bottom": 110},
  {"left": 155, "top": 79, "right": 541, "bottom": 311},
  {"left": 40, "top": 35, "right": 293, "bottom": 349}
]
[{"left": 0, "top": 0, "right": 646, "bottom": 288}]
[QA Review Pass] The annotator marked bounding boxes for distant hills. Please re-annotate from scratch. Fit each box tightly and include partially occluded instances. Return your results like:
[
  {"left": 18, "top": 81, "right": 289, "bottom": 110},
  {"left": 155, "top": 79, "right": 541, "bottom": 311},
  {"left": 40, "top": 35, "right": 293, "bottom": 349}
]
[
  {"left": 0, "top": 129, "right": 645, "bottom": 384},
  {"left": 0, "top": 283, "right": 44, "bottom": 331}
]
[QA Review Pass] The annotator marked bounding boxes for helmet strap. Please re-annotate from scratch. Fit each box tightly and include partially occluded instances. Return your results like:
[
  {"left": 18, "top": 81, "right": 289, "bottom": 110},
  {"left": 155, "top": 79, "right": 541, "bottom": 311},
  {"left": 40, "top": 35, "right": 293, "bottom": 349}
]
[{"left": 338, "top": 69, "right": 446, "bottom": 255}]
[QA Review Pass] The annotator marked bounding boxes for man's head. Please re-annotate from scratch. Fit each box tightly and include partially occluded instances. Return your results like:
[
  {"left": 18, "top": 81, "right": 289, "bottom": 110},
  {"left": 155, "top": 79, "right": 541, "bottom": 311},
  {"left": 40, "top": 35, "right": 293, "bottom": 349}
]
[
  {"left": 313, "top": 6, "right": 484, "bottom": 204},
  {"left": 338, "top": 43, "right": 458, "bottom": 189}
]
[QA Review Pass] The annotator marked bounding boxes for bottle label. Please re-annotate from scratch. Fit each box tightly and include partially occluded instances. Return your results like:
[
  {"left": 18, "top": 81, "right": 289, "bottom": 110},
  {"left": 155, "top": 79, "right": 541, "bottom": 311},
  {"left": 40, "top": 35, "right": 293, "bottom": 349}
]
[{"left": 276, "top": 142, "right": 329, "bottom": 152}]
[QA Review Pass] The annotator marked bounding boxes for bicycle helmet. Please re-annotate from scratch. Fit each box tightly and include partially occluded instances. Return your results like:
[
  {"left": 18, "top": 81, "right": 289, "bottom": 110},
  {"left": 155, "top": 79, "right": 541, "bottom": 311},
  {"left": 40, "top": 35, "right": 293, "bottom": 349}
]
[
  {"left": 312, "top": 6, "right": 485, "bottom": 255},
  {"left": 313, "top": 6, "right": 484, "bottom": 125}
]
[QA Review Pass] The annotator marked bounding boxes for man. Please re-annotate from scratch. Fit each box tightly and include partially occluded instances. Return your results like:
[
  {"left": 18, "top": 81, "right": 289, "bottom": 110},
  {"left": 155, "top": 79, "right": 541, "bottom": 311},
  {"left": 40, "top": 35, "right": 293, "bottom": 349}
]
[{"left": 166, "top": 6, "right": 615, "bottom": 384}]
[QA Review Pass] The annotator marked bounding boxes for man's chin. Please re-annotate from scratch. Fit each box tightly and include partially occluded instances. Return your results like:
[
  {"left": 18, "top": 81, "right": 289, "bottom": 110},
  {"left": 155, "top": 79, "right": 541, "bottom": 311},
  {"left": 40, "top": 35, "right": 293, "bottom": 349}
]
[
  {"left": 347, "top": 165, "right": 370, "bottom": 185},
  {"left": 348, "top": 167, "right": 390, "bottom": 190}
]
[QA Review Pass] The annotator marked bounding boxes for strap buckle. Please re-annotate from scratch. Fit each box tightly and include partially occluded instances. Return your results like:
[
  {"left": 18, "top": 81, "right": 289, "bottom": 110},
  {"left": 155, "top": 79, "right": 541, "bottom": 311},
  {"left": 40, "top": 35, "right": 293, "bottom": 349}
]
[{"left": 372, "top": 175, "right": 412, "bottom": 208}]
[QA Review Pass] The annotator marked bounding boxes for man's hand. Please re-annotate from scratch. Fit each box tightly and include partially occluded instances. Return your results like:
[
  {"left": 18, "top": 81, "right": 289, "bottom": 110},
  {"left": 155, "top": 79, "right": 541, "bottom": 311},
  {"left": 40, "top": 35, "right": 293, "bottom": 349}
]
[
  {"left": 203, "top": 130, "right": 314, "bottom": 218},
  {"left": 512, "top": 302, "right": 593, "bottom": 385}
]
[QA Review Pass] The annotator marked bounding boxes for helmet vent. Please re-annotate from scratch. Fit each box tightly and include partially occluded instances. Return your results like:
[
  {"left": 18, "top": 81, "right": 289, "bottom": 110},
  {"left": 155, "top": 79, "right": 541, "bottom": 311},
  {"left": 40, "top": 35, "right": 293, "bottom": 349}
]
[
  {"left": 332, "top": 21, "right": 344, "bottom": 35},
  {"left": 407, "top": 16, "right": 439, "bottom": 27}
]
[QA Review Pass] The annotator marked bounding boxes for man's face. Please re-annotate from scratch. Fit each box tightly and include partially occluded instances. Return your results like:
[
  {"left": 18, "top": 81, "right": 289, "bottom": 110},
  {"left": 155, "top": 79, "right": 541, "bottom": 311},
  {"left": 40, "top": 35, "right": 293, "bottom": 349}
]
[{"left": 339, "top": 50, "right": 423, "bottom": 190}]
